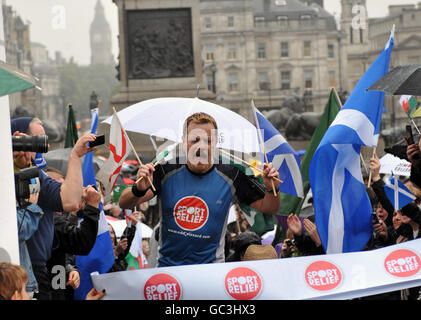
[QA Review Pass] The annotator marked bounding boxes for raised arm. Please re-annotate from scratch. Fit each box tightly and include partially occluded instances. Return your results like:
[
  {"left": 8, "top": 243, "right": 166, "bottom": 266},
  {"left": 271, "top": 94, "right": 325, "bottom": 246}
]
[
  {"left": 60, "top": 134, "right": 97, "bottom": 211},
  {"left": 119, "top": 163, "right": 156, "bottom": 209}
]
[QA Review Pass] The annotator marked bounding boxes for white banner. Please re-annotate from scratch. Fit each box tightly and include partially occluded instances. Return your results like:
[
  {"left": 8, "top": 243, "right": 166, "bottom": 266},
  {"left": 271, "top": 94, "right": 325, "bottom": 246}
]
[
  {"left": 0, "top": 6, "right": 19, "bottom": 264},
  {"left": 91, "top": 238, "right": 421, "bottom": 300}
]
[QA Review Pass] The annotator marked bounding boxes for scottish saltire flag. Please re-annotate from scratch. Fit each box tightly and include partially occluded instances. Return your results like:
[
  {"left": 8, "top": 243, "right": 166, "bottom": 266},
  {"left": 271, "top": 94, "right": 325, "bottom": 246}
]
[
  {"left": 309, "top": 28, "right": 395, "bottom": 254},
  {"left": 74, "top": 107, "right": 114, "bottom": 300},
  {"left": 33, "top": 153, "right": 46, "bottom": 169},
  {"left": 251, "top": 102, "right": 303, "bottom": 198},
  {"left": 384, "top": 173, "right": 415, "bottom": 210}
]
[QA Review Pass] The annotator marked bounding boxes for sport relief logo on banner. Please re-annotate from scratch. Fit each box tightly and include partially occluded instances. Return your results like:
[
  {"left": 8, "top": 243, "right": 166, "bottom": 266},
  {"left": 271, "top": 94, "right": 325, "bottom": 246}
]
[
  {"left": 225, "top": 267, "right": 262, "bottom": 300},
  {"left": 305, "top": 260, "right": 342, "bottom": 291},
  {"left": 173, "top": 196, "right": 209, "bottom": 231},
  {"left": 144, "top": 273, "right": 182, "bottom": 300},
  {"left": 384, "top": 249, "right": 421, "bottom": 278}
]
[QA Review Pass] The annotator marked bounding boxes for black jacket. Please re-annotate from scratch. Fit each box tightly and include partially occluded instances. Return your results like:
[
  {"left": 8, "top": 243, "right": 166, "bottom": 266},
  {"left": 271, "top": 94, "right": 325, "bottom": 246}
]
[
  {"left": 47, "top": 205, "right": 99, "bottom": 300},
  {"left": 371, "top": 179, "right": 394, "bottom": 226},
  {"left": 293, "top": 233, "right": 325, "bottom": 256},
  {"left": 108, "top": 225, "right": 136, "bottom": 273}
]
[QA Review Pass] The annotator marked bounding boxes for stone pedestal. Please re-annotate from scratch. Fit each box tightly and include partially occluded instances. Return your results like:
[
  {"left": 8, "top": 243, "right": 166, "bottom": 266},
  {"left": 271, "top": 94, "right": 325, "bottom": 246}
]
[
  {"left": 103, "top": 0, "right": 214, "bottom": 159},
  {"left": 111, "top": 0, "right": 214, "bottom": 110}
]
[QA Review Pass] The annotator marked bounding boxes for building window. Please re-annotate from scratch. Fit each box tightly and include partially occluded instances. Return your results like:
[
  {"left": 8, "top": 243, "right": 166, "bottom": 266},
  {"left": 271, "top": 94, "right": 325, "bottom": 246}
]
[
  {"left": 328, "top": 43, "right": 334, "bottom": 58},
  {"left": 255, "top": 17, "right": 265, "bottom": 27},
  {"left": 300, "top": 15, "right": 312, "bottom": 27},
  {"left": 204, "top": 44, "right": 214, "bottom": 61},
  {"left": 205, "top": 16, "right": 212, "bottom": 29},
  {"left": 258, "top": 72, "right": 269, "bottom": 90},
  {"left": 281, "top": 71, "right": 291, "bottom": 90},
  {"left": 360, "top": 28, "right": 364, "bottom": 44},
  {"left": 206, "top": 73, "right": 215, "bottom": 93},
  {"left": 227, "top": 43, "right": 237, "bottom": 60},
  {"left": 228, "top": 16, "right": 234, "bottom": 27},
  {"left": 228, "top": 72, "right": 239, "bottom": 92},
  {"left": 303, "top": 41, "right": 311, "bottom": 57},
  {"left": 350, "top": 25, "right": 354, "bottom": 44},
  {"left": 277, "top": 15, "right": 288, "bottom": 27},
  {"left": 328, "top": 70, "right": 335, "bottom": 87},
  {"left": 304, "top": 69, "right": 313, "bottom": 89},
  {"left": 280, "top": 42, "right": 289, "bottom": 58},
  {"left": 257, "top": 43, "right": 266, "bottom": 59}
]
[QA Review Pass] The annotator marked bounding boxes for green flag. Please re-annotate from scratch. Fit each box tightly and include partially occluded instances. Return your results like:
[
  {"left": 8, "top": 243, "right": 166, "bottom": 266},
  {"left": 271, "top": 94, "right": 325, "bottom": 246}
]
[
  {"left": 0, "top": 60, "right": 38, "bottom": 97},
  {"left": 219, "top": 152, "right": 274, "bottom": 235},
  {"left": 64, "top": 104, "right": 78, "bottom": 148},
  {"left": 278, "top": 89, "right": 341, "bottom": 216}
]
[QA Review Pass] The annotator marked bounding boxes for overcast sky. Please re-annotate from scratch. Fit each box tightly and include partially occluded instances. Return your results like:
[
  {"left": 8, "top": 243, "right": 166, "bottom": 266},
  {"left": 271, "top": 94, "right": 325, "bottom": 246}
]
[{"left": 5, "top": 0, "right": 421, "bottom": 66}]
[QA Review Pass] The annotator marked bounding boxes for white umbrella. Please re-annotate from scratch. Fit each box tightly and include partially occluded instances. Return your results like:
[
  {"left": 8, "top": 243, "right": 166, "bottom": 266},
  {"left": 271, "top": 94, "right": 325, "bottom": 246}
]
[
  {"left": 102, "top": 97, "right": 260, "bottom": 154},
  {"left": 105, "top": 216, "right": 153, "bottom": 239}
]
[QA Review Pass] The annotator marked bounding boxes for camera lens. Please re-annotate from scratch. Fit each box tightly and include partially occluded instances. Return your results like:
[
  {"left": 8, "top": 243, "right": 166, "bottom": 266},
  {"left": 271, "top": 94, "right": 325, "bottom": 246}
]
[{"left": 12, "top": 135, "right": 49, "bottom": 153}]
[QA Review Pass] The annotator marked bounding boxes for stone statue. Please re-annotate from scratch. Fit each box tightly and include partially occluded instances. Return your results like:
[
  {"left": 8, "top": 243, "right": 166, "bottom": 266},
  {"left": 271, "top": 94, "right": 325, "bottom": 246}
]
[
  {"left": 264, "top": 93, "right": 321, "bottom": 140},
  {"left": 90, "top": 91, "right": 99, "bottom": 110}
]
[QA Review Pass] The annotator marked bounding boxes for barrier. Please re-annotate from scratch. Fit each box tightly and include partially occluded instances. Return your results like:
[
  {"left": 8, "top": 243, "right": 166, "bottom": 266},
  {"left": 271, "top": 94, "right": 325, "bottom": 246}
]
[{"left": 91, "top": 238, "right": 421, "bottom": 300}]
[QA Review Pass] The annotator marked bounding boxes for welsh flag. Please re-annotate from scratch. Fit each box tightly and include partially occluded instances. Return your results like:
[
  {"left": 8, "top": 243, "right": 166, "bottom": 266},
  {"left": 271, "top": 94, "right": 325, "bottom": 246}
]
[
  {"left": 400, "top": 95, "right": 421, "bottom": 119},
  {"left": 126, "top": 224, "right": 148, "bottom": 270},
  {"left": 96, "top": 112, "right": 129, "bottom": 203}
]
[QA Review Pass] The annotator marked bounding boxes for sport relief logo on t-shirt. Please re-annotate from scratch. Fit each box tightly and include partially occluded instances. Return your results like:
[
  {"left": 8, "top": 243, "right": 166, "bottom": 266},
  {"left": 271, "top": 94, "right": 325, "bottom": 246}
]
[
  {"left": 144, "top": 273, "right": 181, "bottom": 300},
  {"left": 173, "top": 196, "right": 209, "bottom": 231}
]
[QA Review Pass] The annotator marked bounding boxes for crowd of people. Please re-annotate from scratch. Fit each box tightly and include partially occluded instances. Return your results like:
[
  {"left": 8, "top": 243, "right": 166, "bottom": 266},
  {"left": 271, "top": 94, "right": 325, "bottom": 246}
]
[{"left": 2, "top": 114, "right": 421, "bottom": 301}]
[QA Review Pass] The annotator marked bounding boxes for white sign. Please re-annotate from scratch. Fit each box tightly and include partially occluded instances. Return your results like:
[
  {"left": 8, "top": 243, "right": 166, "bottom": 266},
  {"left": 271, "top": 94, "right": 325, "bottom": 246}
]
[
  {"left": 379, "top": 153, "right": 412, "bottom": 177},
  {"left": 92, "top": 238, "right": 421, "bottom": 300}
]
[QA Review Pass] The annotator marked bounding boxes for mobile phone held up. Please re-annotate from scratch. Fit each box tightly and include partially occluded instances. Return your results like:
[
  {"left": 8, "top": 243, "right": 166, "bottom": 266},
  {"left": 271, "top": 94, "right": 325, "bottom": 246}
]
[
  {"left": 89, "top": 134, "right": 105, "bottom": 148},
  {"left": 406, "top": 125, "right": 419, "bottom": 160}
]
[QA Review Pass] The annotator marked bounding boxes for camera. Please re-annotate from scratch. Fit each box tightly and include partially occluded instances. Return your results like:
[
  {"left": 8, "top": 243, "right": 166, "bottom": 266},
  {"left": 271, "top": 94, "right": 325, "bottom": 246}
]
[
  {"left": 14, "top": 167, "right": 40, "bottom": 208},
  {"left": 372, "top": 212, "right": 379, "bottom": 224},
  {"left": 12, "top": 135, "right": 49, "bottom": 154},
  {"left": 286, "top": 239, "right": 296, "bottom": 247}
]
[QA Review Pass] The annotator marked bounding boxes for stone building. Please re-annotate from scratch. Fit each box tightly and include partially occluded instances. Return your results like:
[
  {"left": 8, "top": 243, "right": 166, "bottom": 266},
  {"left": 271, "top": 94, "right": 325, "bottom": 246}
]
[
  {"left": 2, "top": 2, "right": 37, "bottom": 115},
  {"left": 90, "top": 0, "right": 114, "bottom": 66},
  {"left": 199, "top": 0, "right": 343, "bottom": 118},
  {"left": 341, "top": 1, "right": 421, "bottom": 135},
  {"left": 31, "top": 43, "right": 64, "bottom": 124}
]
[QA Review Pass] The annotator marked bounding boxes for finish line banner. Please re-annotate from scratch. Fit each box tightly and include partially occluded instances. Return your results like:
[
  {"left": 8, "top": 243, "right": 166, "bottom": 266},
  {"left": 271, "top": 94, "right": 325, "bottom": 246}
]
[{"left": 91, "top": 239, "right": 421, "bottom": 300}]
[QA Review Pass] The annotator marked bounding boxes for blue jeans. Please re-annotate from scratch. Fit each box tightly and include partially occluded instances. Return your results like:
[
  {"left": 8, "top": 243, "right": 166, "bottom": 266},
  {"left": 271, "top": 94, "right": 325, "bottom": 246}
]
[{"left": 17, "top": 204, "right": 44, "bottom": 292}]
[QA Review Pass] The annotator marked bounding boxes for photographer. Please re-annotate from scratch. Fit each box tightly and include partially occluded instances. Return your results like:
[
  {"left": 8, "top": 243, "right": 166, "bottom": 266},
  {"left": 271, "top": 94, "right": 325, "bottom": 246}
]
[{"left": 11, "top": 117, "right": 98, "bottom": 300}]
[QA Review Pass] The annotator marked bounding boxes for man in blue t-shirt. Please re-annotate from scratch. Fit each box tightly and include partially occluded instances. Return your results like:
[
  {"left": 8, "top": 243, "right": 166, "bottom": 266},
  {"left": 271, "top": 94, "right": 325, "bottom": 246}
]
[
  {"left": 119, "top": 112, "right": 281, "bottom": 267},
  {"left": 12, "top": 117, "right": 98, "bottom": 299}
]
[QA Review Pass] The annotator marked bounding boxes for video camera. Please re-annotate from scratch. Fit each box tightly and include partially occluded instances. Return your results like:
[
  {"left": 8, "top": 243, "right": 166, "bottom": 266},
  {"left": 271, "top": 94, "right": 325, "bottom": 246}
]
[
  {"left": 14, "top": 167, "right": 40, "bottom": 208},
  {"left": 12, "top": 135, "right": 49, "bottom": 153}
]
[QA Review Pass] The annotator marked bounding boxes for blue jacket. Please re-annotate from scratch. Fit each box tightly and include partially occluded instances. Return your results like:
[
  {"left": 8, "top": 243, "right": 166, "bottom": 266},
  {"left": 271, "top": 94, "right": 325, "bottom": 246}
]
[{"left": 17, "top": 204, "right": 44, "bottom": 292}]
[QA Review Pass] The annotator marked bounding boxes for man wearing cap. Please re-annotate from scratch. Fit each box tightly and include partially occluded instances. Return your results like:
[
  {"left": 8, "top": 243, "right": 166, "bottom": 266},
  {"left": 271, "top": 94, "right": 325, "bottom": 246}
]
[{"left": 119, "top": 112, "right": 280, "bottom": 267}]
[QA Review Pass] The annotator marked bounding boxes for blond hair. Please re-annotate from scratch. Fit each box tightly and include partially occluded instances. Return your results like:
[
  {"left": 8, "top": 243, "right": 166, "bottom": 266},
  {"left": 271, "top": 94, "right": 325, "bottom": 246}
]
[
  {"left": 183, "top": 112, "right": 218, "bottom": 137},
  {"left": 0, "top": 263, "right": 28, "bottom": 300}
]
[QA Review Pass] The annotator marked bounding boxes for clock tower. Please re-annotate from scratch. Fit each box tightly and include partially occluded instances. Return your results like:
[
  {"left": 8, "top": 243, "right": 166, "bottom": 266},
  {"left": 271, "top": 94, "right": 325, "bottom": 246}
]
[{"left": 90, "top": 0, "right": 113, "bottom": 65}]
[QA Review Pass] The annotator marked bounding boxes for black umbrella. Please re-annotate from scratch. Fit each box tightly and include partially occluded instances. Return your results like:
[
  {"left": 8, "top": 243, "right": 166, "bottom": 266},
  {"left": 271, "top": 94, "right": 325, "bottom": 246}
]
[
  {"left": 44, "top": 148, "right": 104, "bottom": 174},
  {"left": 368, "top": 64, "right": 421, "bottom": 96},
  {"left": 43, "top": 148, "right": 126, "bottom": 186}
]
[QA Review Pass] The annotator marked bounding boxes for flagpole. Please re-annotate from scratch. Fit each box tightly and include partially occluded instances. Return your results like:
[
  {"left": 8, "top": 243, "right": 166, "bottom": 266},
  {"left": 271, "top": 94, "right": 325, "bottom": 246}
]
[
  {"left": 411, "top": 118, "right": 421, "bottom": 135},
  {"left": 219, "top": 148, "right": 284, "bottom": 183},
  {"left": 112, "top": 107, "right": 156, "bottom": 192},
  {"left": 251, "top": 100, "right": 278, "bottom": 196}
]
